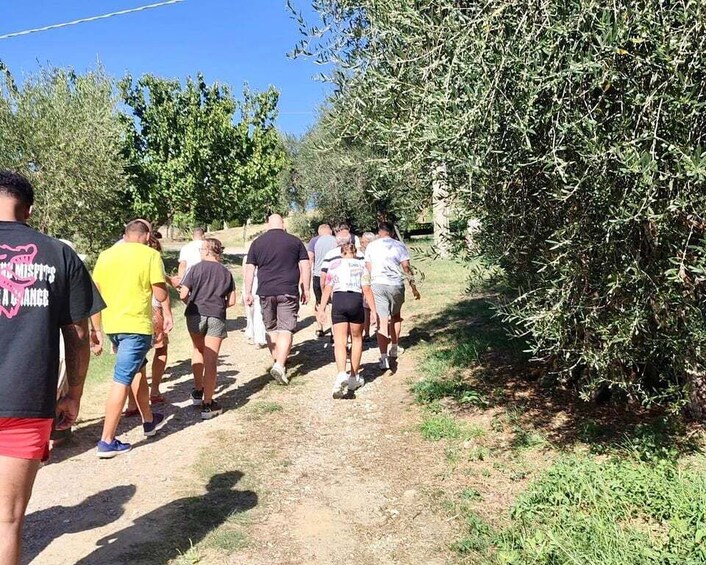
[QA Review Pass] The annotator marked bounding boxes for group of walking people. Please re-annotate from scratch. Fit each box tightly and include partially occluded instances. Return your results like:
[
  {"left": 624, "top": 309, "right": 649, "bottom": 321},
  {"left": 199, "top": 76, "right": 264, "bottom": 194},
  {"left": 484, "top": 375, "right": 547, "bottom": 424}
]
[
  {"left": 308, "top": 221, "right": 421, "bottom": 397},
  {"left": 0, "top": 169, "right": 421, "bottom": 564}
]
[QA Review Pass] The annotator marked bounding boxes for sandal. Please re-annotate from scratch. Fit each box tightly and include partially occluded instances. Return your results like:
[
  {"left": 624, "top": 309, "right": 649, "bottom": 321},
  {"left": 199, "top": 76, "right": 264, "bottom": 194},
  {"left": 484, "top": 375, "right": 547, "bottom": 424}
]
[
  {"left": 122, "top": 408, "right": 139, "bottom": 418},
  {"left": 149, "top": 394, "right": 165, "bottom": 404}
]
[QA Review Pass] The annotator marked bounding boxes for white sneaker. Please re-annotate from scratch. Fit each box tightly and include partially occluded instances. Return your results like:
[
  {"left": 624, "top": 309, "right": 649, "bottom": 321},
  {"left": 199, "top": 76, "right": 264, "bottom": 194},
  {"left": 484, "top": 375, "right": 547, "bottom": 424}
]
[
  {"left": 348, "top": 373, "right": 364, "bottom": 391},
  {"left": 332, "top": 372, "right": 349, "bottom": 399},
  {"left": 389, "top": 345, "right": 405, "bottom": 358},
  {"left": 270, "top": 364, "right": 289, "bottom": 385},
  {"left": 379, "top": 355, "right": 390, "bottom": 370}
]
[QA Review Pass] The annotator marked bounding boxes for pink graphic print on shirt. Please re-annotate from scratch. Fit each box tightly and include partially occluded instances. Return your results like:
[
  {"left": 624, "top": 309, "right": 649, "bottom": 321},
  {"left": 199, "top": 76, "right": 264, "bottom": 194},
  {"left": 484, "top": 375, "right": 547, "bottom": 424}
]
[{"left": 0, "top": 243, "right": 38, "bottom": 319}]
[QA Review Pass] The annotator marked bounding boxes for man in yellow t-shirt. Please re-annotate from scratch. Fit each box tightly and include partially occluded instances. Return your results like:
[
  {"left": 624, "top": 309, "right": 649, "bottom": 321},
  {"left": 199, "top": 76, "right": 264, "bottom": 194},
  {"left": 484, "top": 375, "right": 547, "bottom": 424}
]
[{"left": 90, "top": 220, "right": 173, "bottom": 458}]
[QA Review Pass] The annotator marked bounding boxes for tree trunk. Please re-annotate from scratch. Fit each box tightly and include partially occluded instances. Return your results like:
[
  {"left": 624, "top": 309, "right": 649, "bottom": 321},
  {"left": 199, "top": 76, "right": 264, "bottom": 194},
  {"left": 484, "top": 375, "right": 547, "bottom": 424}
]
[
  {"left": 432, "top": 163, "right": 451, "bottom": 258},
  {"left": 686, "top": 362, "right": 706, "bottom": 420}
]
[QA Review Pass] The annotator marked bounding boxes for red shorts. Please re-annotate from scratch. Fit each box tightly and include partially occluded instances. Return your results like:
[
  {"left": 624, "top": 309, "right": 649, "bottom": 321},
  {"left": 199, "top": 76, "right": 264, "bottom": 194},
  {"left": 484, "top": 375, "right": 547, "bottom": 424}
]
[{"left": 0, "top": 418, "right": 53, "bottom": 461}]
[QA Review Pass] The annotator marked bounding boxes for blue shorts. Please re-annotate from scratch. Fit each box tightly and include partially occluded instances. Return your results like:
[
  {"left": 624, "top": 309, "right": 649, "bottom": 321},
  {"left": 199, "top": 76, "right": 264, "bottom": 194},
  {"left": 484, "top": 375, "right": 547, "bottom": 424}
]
[{"left": 108, "top": 334, "right": 152, "bottom": 386}]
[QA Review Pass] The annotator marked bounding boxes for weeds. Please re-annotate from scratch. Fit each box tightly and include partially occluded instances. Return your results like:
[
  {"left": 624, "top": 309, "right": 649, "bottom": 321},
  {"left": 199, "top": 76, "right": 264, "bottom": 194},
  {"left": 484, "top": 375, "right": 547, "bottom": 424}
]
[
  {"left": 420, "top": 414, "right": 463, "bottom": 441},
  {"left": 496, "top": 455, "right": 706, "bottom": 564},
  {"left": 249, "top": 401, "right": 283, "bottom": 416},
  {"left": 413, "top": 377, "right": 488, "bottom": 407},
  {"left": 413, "top": 258, "right": 706, "bottom": 564}
]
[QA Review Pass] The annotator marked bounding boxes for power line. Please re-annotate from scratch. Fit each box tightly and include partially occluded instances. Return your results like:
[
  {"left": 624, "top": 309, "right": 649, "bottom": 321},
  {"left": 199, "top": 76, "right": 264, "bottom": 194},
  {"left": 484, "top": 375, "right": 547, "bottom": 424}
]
[{"left": 0, "top": 0, "right": 185, "bottom": 41}]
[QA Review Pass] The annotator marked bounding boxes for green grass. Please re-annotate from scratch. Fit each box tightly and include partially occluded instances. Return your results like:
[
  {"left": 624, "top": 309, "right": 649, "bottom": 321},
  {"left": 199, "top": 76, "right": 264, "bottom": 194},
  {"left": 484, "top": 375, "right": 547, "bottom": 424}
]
[
  {"left": 205, "top": 222, "right": 267, "bottom": 249},
  {"left": 495, "top": 456, "right": 706, "bottom": 564},
  {"left": 420, "top": 414, "right": 463, "bottom": 441},
  {"left": 411, "top": 254, "right": 706, "bottom": 564},
  {"left": 419, "top": 413, "right": 486, "bottom": 442},
  {"left": 249, "top": 401, "right": 284, "bottom": 416}
]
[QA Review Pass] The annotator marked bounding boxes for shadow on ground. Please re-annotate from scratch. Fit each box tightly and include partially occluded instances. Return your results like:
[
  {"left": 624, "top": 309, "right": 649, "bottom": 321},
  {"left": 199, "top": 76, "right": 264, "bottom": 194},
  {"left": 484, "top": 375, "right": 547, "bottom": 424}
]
[
  {"left": 23, "top": 485, "right": 136, "bottom": 565},
  {"left": 409, "top": 294, "right": 703, "bottom": 455},
  {"left": 51, "top": 354, "right": 269, "bottom": 464},
  {"left": 75, "top": 471, "right": 257, "bottom": 564}
]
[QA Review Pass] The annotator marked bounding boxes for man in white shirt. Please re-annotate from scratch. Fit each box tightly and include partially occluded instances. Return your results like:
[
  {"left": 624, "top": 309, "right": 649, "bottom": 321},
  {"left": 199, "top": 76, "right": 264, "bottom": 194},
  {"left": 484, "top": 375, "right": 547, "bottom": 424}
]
[
  {"left": 177, "top": 227, "right": 205, "bottom": 282},
  {"left": 364, "top": 222, "right": 420, "bottom": 369}
]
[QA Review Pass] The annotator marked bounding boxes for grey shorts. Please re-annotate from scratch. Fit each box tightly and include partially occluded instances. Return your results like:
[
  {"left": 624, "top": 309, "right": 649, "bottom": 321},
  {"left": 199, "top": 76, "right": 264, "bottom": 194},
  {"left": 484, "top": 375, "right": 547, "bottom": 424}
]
[
  {"left": 186, "top": 315, "right": 227, "bottom": 338},
  {"left": 372, "top": 284, "right": 405, "bottom": 318},
  {"left": 260, "top": 294, "right": 299, "bottom": 333}
]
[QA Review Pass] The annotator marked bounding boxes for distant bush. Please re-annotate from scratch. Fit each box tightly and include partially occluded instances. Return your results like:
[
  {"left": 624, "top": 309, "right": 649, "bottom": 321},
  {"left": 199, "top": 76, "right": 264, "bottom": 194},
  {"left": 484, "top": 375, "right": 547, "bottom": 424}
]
[{"left": 287, "top": 212, "right": 321, "bottom": 240}]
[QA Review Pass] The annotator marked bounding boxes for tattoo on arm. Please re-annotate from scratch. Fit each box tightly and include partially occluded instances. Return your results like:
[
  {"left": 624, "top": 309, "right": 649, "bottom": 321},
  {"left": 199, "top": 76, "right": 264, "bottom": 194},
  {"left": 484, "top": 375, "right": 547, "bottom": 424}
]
[{"left": 61, "top": 319, "right": 90, "bottom": 389}]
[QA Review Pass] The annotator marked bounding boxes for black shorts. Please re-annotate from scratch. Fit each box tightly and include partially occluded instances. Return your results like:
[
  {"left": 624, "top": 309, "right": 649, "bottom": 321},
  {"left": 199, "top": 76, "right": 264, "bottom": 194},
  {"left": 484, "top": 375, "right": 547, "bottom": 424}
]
[
  {"left": 331, "top": 291, "right": 364, "bottom": 325},
  {"left": 313, "top": 275, "right": 323, "bottom": 306}
]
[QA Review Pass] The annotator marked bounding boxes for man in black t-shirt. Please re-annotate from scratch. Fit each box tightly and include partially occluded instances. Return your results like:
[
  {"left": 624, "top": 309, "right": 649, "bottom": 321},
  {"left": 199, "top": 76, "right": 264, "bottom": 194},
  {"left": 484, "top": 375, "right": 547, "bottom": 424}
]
[
  {"left": 0, "top": 170, "right": 105, "bottom": 564},
  {"left": 244, "top": 214, "right": 310, "bottom": 385}
]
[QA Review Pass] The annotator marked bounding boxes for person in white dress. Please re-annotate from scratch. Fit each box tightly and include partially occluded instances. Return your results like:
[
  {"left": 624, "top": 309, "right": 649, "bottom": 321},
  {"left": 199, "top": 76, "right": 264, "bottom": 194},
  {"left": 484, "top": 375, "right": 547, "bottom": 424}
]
[{"left": 242, "top": 254, "right": 267, "bottom": 346}]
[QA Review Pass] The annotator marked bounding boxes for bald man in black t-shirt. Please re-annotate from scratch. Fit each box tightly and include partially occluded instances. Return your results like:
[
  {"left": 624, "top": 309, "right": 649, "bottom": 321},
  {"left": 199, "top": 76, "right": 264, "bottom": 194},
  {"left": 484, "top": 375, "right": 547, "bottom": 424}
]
[{"left": 244, "top": 215, "right": 310, "bottom": 385}]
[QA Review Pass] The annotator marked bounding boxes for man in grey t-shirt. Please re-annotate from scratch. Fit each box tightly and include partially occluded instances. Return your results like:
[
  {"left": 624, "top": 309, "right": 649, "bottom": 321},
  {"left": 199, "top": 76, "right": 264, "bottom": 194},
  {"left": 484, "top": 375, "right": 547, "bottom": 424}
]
[{"left": 311, "top": 226, "right": 337, "bottom": 337}]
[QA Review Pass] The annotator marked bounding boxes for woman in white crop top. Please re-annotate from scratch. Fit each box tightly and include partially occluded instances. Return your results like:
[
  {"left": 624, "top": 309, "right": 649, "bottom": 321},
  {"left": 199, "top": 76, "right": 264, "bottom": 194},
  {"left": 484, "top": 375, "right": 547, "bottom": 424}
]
[{"left": 318, "top": 243, "right": 378, "bottom": 399}]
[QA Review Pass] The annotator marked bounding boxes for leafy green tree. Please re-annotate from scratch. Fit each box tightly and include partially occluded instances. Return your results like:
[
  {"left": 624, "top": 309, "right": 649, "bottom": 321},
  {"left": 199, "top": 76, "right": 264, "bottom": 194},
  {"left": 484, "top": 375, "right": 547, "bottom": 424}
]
[
  {"left": 0, "top": 63, "right": 129, "bottom": 254},
  {"left": 289, "top": 114, "right": 426, "bottom": 234},
  {"left": 297, "top": 1, "right": 706, "bottom": 413},
  {"left": 120, "top": 74, "right": 286, "bottom": 228}
]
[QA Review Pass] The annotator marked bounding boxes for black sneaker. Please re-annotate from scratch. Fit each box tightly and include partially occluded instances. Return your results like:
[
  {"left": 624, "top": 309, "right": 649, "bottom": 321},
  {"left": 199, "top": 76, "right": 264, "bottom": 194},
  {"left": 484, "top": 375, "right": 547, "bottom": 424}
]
[
  {"left": 190, "top": 388, "right": 204, "bottom": 406},
  {"left": 315, "top": 329, "right": 324, "bottom": 338},
  {"left": 201, "top": 401, "right": 223, "bottom": 420},
  {"left": 143, "top": 413, "right": 165, "bottom": 437}
]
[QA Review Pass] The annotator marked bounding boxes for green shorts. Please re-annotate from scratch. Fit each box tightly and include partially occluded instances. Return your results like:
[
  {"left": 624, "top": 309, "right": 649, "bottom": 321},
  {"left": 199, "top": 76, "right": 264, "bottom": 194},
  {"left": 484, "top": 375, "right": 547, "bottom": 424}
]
[{"left": 186, "top": 315, "right": 227, "bottom": 338}]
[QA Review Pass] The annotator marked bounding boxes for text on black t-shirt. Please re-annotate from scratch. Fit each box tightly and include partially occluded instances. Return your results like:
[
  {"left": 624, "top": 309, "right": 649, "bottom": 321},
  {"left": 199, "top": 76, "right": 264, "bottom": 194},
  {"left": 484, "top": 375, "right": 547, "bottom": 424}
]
[{"left": 0, "top": 222, "right": 105, "bottom": 418}]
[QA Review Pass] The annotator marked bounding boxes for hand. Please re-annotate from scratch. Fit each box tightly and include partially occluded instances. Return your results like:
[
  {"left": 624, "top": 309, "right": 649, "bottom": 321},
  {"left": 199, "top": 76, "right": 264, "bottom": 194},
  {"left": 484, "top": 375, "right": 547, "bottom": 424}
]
[
  {"left": 412, "top": 288, "right": 421, "bottom": 300},
  {"left": 369, "top": 311, "right": 379, "bottom": 328},
  {"left": 301, "top": 290, "right": 309, "bottom": 305},
  {"left": 163, "top": 314, "right": 174, "bottom": 334},
  {"left": 245, "top": 293, "right": 254, "bottom": 306},
  {"left": 90, "top": 329, "right": 103, "bottom": 356},
  {"left": 316, "top": 307, "right": 325, "bottom": 325},
  {"left": 55, "top": 395, "right": 81, "bottom": 430}
]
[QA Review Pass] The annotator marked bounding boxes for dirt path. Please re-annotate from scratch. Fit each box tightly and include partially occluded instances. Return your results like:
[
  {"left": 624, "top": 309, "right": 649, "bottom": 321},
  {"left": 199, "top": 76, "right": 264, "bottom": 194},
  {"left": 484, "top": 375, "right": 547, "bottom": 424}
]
[{"left": 23, "top": 302, "right": 459, "bottom": 564}]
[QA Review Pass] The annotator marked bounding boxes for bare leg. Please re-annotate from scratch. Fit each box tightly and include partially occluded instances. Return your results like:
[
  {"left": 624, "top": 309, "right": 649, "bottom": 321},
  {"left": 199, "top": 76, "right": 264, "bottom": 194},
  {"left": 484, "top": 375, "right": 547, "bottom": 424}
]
[
  {"left": 332, "top": 322, "right": 350, "bottom": 373},
  {"left": 126, "top": 373, "right": 140, "bottom": 413},
  {"left": 131, "top": 370, "right": 153, "bottom": 424},
  {"left": 100, "top": 382, "right": 130, "bottom": 442},
  {"left": 377, "top": 315, "right": 390, "bottom": 356},
  {"left": 190, "top": 333, "right": 205, "bottom": 391},
  {"left": 203, "top": 336, "right": 224, "bottom": 404},
  {"left": 150, "top": 345, "right": 168, "bottom": 397},
  {"left": 275, "top": 331, "right": 294, "bottom": 367},
  {"left": 391, "top": 315, "right": 402, "bottom": 347},
  {"left": 266, "top": 331, "right": 277, "bottom": 360},
  {"left": 349, "top": 323, "right": 364, "bottom": 375},
  {"left": 325, "top": 303, "right": 332, "bottom": 333},
  {"left": 0, "top": 455, "right": 41, "bottom": 565},
  {"left": 315, "top": 292, "right": 323, "bottom": 334}
]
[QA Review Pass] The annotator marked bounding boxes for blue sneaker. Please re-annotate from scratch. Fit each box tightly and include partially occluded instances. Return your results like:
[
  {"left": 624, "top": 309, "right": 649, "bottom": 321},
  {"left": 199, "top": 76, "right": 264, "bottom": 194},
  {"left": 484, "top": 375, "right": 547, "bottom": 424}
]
[
  {"left": 143, "top": 413, "right": 165, "bottom": 437},
  {"left": 97, "top": 438, "right": 132, "bottom": 459}
]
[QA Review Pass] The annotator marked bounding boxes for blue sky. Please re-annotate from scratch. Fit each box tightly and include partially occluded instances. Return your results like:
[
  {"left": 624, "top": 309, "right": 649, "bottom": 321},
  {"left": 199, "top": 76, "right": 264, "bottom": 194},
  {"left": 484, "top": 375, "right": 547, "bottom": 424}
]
[{"left": 0, "top": 0, "right": 328, "bottom": 135}]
